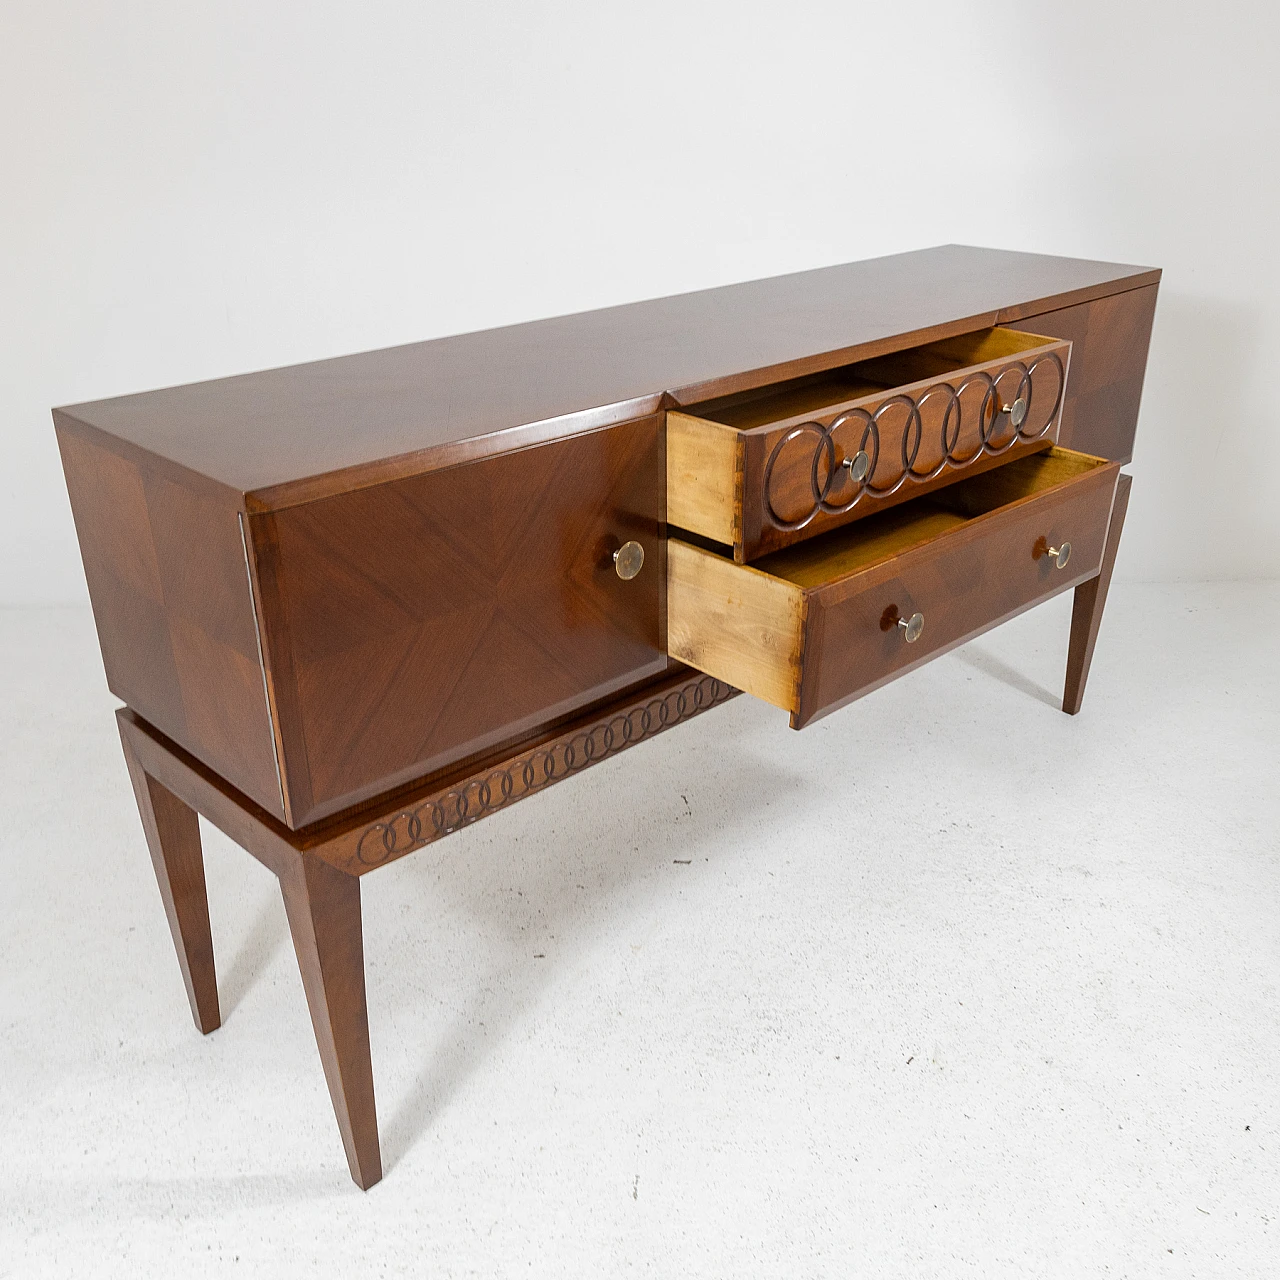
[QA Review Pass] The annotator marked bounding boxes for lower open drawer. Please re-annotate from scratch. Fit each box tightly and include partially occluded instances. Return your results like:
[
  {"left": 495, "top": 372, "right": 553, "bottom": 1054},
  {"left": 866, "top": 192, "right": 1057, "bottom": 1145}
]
[{"left": 667, "top": 447, "right": 1121, "bottom": 727}]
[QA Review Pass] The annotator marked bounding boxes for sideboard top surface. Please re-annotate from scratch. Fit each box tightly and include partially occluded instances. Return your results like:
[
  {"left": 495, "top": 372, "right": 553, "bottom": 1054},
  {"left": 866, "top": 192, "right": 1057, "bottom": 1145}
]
[{"left": 54, "top": 244, "right": 1159, "bottom": 506}]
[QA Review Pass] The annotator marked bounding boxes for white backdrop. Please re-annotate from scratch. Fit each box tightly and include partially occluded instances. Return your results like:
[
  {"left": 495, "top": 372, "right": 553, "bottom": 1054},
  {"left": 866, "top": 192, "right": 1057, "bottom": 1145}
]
[{"left": 3, "top": 0, "right": 1277, "bottom": 603}]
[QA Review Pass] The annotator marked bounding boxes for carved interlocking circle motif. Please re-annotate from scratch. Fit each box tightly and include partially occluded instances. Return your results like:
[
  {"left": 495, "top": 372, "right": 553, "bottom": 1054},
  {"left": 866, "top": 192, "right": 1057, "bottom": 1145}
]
[
  {"left": 762, "top": 352, "right": 1065, "bottom": 532},
  {"left": 351, "top": 675, "right": 735, "bottom": 867}
]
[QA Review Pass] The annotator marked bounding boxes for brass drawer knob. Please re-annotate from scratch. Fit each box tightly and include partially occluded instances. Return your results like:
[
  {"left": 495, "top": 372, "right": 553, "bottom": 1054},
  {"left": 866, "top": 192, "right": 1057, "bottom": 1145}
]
[
  {"left": 843, "top": 450, "right": 870, "bottom": 482},
  {"left": 897, "top": 611, "right": 925, "bottom": 643},
  {"left": 613, "top": 540, "right": 645, "bottom": 580},
  {"left": 1046, "top": 541, "right": 1072, "bottom": 569},
  {"left": 1002, "top": 397, "right": 1028, "bottom": 428}
]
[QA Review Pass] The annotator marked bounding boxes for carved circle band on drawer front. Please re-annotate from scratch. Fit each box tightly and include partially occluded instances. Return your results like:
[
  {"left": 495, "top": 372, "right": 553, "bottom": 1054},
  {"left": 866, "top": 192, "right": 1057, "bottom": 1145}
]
[
  {"left": 761, "top": 352, "right": 1066, "bottom": 532},
  {"left": 352, "top": 675, "right": 736, "bottom": 867}
]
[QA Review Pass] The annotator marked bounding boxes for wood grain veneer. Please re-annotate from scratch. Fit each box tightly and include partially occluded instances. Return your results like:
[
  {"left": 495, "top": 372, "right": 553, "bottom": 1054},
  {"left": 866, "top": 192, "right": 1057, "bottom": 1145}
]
[
  {"left": 247, "top": 414, "right": 668, "bottom": 827},
  {"left": 54, "top": 246, "right": 1157, "bottom": 505},
  {"left": 60, "top": 245, "right": 1157, "bottom": 1191},
  {"left": 58, "top": 422, "right": 286, "bottom": 819},
  {"left": 671, "top": 326, "right": 1072, "bottom": 561},
  {"left": 1017, "top": 284, "right": 1158, "bottom": 463},
  {"left": 57, "top": 247, "right": 1157, "bottom": 829}
]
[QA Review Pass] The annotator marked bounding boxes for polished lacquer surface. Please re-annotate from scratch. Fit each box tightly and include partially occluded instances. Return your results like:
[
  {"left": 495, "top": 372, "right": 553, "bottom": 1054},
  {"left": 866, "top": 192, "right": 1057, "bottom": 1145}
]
[
  {"left": 54, "top": 245, "right": 1157, "bottom": 502},
  {"left": 54, "top": 247, "right": 1157, "bottom": 828},
  {"left": 56, "top": 244, "right": 1158, "bottom": 1190}
]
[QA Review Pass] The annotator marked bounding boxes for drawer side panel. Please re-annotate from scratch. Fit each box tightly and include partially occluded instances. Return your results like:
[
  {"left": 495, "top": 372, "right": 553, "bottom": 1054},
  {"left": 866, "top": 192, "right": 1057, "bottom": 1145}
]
[
  {"left": 666, "top": 412, "right": 740, "bottom": 546},
  {"left": 667, "top": 539, "right": 804, "bottom": 712}
]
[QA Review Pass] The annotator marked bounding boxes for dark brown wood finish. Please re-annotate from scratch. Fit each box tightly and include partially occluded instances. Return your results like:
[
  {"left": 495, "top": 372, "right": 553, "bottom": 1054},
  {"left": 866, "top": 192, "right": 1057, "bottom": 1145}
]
[
  {"left": 113, "top": 668, "right": 738, "bottom": 1188},
  {"left": 279, "top": 852, "right": 381, "bottom": 1190},
  {"left": 329, "top": 671, "right": 737, "bottom": 874},
  {"left": 795, "top": 457, "right": 1120, "bottom": 726},
  {"left": 730, "top": 329, "right": 1072, "bottom": 560},
  {"left": 116, "top": 669, "right": 736, "bottom": 879},
  {"left": 57, "top": 424, "right": 284, "bottom": 819},
  {"left": 667, "top": 450, "right": 1121, "bottom": 728},
  {"left": 247, "top": 415, "right": 667, "bottom": 826},
  {"left": 1064, "top": 473, "right": 1133, "bottom": 714},
  {"left": 119, "top": 716, "right": 383, "bottom": 1189},
  {"left": 1018, "top": 285, "right": 1158, "bottom": 463},
  {"left": 63, "top": 246, "right": 1156, "bottom": 1190},
  {"left": 120, "top": 726, "right": 220, "bottom": 1035},
  {"left": 57, "top": 248, "right": 1158, "bottom": 830},
  {"left": 54, "top": 247, "right": 1157, "bottom": 505}
]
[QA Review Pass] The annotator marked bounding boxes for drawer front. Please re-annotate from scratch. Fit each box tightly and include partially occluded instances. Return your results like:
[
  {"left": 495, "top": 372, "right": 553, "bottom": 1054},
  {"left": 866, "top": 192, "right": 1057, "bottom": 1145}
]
[
  {"left": 249, "top": 417, "right": 667, "bottom": 827},
  {"left": 669, "top": 328, "right": 1072, "bottom": 562},
  {"left": 795, "top": 461, "right": 1118, "bottom": 726},
  {"left": 668, "top": 449, "right": 1120, "bottom": 729}
]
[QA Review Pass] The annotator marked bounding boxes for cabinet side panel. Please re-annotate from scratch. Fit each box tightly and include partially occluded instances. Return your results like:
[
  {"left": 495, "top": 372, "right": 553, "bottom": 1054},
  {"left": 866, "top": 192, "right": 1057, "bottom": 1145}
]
[
  {"left": 253, "top": 416, "right": 668, "bottom": 826},
  {"left": 55, "top": 423, "right": 285, "bottom": 819},
  {"left": 1015, "top": 283, "right": 1157, "bottom": 463}
]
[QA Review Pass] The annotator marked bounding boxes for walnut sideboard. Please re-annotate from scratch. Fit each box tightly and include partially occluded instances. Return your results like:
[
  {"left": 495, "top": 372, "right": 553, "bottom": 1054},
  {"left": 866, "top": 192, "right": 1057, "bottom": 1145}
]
[{"left": 55, "top": 245, "right": 1159, "bottom": 1189}]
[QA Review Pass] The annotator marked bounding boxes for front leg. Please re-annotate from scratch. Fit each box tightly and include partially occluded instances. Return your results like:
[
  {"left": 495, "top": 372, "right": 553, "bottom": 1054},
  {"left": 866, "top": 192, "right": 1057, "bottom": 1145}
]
[
  {"left": 119, "top": 726, "right": 221, "bottom": 1034},
  {"left": 279, "top": 851, "right": 382, "bottom": 1190},
  {"left": 1063, "top": 472, "right": 1132, "bottom": 715}
]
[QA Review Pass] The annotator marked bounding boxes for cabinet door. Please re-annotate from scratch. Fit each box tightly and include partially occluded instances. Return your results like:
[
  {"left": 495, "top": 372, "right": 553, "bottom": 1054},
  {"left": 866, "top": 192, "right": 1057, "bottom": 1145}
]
[
  {"left": 1016, "top": 284, "right": 1157, "bottom": 463},
  {"left": 250, "top": 416, "right": 666, "bottom": 827}
]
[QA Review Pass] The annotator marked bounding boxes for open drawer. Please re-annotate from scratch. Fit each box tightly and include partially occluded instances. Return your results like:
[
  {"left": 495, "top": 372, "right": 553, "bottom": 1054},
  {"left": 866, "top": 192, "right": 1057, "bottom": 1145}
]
[
  {"left": 668, "top": 326, "right": 1072, "bottom": 562},
  {"left": 667, "top": 447, "right": 1120, "bottom": 728}
]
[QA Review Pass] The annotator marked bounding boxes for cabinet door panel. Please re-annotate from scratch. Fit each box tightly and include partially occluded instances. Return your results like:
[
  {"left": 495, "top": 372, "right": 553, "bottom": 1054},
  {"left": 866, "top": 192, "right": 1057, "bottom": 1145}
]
[
  {"left": 1017, "top": 284, "right": 1157, "bottom": 463},
  {"left": 252, "top": 417, "right": 666, "bottom": 826}
]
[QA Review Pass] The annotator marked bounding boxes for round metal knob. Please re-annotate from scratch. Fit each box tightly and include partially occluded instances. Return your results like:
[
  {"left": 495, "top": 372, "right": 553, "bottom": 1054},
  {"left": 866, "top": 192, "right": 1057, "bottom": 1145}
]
[
  {"left": 843, "top": 450, "right": 870, "bottom": 483},
  {"left": 613, "top": 540, "right": 645, "bottom": 581},
  {"left": 1002, "top": 397, "right": 1028, "bottom": 428},
  {"left": 897, "top": 611, "right": 925, "bottom": 643},
  {"left": 1046, "top": 541, "right": 1072, "bottom": 570}
]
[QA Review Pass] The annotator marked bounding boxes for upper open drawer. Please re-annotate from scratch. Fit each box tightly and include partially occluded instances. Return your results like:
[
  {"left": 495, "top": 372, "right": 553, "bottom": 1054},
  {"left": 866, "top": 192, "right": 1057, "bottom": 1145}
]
[{"left": 668, "top": 326, "right": 1072, "bottom": 562}]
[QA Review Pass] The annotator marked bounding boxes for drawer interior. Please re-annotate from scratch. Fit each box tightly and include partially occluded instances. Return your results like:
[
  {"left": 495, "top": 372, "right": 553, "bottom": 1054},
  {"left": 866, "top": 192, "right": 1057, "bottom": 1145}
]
[{"left": 688, "top": 326, "right": 1057, "bottom": 430}]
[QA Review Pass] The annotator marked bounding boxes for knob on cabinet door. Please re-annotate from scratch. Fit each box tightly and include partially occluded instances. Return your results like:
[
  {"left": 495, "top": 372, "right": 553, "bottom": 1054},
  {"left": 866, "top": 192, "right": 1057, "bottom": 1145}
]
[{"left": 613, "top": 540, "right": 645, "bottom": 580}]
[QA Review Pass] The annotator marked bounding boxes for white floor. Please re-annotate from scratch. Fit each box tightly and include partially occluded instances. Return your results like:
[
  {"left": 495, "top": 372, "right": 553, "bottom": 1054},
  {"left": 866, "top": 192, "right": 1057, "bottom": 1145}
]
[{"left": 1, "top": 585, "right": 1277, "bottom": 1278}]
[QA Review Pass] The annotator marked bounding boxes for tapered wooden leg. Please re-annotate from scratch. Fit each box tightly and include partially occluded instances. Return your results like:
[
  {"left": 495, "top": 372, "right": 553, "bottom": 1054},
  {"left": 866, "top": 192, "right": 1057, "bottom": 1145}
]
[
  {"left": 279, "top": 852, "right": 381, "bottom": 1190},
  {"left": 119, "top": 729, "right": 221, "bottom": 1034},
  {"left": 1064, "top": 472, "right": 1132, "bottom": 715}
]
